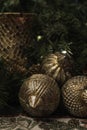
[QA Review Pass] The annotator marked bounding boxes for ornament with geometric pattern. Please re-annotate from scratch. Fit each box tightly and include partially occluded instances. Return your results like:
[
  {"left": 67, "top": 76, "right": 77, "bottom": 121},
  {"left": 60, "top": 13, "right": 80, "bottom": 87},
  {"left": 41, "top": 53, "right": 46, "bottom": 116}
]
[
  {"left": 62, "top": 76, "right": 87, "bottom": 117},
  {"left": 19, "top": 74, "right": 60, "bottom": 117},
  {"left": 41, "top": 52, "right": 73, "bottom": 85},
  {"left": 0, "top": 13, "right": 34, "bottom": 74}
]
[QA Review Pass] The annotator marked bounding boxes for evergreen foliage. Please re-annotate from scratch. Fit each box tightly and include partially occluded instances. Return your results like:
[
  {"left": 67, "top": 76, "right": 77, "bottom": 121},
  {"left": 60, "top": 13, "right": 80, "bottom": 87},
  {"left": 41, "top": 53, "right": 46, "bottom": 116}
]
[
  {"left": 0, "top": 0, "right": 87, "bottom": 110},
  {"left": 0, "top": 59, "right": 25, "bottom": 110}
]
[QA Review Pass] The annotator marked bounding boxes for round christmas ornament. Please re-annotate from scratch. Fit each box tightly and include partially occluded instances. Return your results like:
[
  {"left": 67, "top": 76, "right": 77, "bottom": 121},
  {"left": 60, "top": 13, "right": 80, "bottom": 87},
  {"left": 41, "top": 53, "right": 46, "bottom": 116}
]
[
  {"left": 41, "top": 52, "right": 73, "bottom": 85},
  {"left": 19, "top": 74, "right": 60, "bottom": 117},
  {"left": 0, "top": 13, "right": 34, "bottom": 74},
  {"left": 62, "top": 76, "right": 87, "bottom": 117}
]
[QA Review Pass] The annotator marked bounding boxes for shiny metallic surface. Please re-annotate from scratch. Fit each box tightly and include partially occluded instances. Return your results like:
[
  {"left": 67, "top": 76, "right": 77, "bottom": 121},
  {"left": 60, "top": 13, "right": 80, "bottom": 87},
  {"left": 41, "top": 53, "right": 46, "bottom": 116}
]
[
  {"left": 19, "top": 74, "right": 60, "bottom": 117},
  {"left": 0, "top": 13, "right": 34, "bottom": 73},
  {"left": 41, "top": 52, "right": 73, "bottom": 85},
  {"left": 62, "top": 76, "right": 87, "bottom": 117}
]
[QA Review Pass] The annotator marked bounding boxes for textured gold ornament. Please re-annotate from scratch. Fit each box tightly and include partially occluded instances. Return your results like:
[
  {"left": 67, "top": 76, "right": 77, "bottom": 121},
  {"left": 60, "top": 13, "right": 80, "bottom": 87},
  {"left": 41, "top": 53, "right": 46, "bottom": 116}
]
[
  {"left": 62, "top": 76, "right": 87, "bottom": 117},
  {"left": 19, "top": 74, "right": 60, "bottom": 117},
  {"left": 41, "top": 52, "right": 73, "bottom": 85},
  {"left": 0, "top": 13, "right": 34, "bottom": 74}
]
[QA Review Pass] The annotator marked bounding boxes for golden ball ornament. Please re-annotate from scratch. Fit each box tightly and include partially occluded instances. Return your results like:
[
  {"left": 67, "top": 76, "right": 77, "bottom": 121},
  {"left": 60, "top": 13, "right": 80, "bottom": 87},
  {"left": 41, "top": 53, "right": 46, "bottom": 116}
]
[
  {"left": 0, "top": 13, "right": 34, "bottom": 74},
  {"left": 19, "top": 74, "right": 60, "bottom": 117},
  {"left": 62, "top": 76, "right": 87, "bottom": 117},
  {"left": 41, "top": 52, "right": 73, "bottom": 85}
]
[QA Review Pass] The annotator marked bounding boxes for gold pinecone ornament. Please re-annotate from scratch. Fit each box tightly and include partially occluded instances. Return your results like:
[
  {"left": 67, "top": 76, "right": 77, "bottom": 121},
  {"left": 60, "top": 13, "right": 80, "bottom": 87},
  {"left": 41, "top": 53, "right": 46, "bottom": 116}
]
[
  {"left": 0, "top": 13, "right": 34, "bottom": 74},
  {"left": 62, "top": 76, "right": 87, "bottom": 117},
  {"left": 19, "top": 74, "right": 60, "bottom": 117},
  {"left": 41, "top": 52, "right": 73, "bottom": 85}
]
